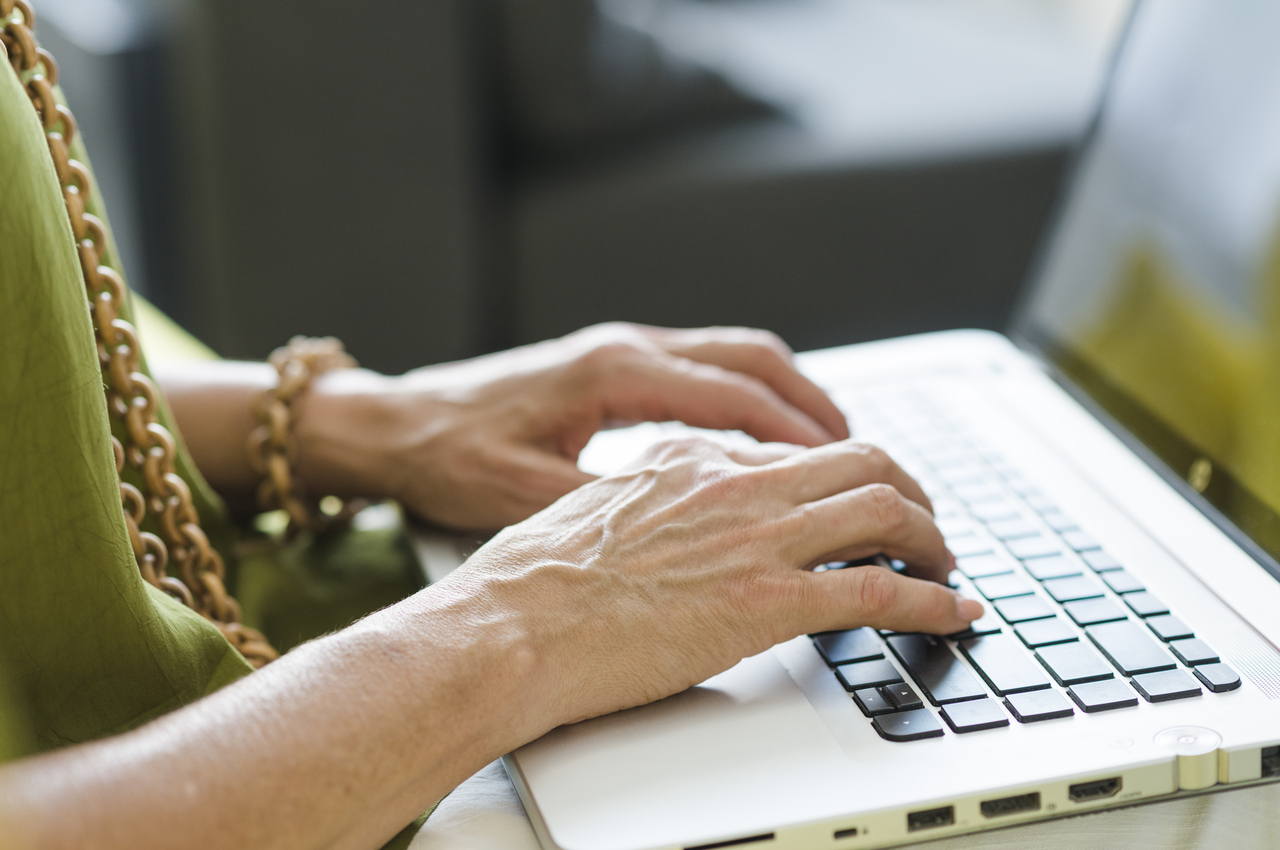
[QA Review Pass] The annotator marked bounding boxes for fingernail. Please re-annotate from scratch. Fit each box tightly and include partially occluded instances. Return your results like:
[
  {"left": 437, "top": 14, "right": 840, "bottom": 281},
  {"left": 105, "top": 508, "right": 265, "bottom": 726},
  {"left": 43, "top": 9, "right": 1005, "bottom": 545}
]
[{"left": 958, "top": 597, "right": 984, "bottom": 621}]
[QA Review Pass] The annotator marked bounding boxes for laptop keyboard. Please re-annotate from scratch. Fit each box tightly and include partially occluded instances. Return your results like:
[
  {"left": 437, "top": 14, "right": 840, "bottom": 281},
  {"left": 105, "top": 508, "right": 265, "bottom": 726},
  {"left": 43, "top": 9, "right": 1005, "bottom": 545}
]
[{"left": 809, "top": 384, "right": 1242, "bottom": 742}]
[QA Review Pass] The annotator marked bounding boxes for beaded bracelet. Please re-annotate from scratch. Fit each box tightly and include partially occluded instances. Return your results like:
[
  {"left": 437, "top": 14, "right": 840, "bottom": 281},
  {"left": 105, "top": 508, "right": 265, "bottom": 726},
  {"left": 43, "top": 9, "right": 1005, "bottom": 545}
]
[{"left": 247, "top": 336, "right": 358, "bottom": 536}]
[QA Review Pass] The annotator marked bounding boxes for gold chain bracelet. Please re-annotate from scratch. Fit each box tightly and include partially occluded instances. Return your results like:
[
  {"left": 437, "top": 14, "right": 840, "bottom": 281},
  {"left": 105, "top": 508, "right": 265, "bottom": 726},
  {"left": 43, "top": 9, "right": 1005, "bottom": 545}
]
[{"left": 247, "top": 336, "right": 359, "bottom": 537}]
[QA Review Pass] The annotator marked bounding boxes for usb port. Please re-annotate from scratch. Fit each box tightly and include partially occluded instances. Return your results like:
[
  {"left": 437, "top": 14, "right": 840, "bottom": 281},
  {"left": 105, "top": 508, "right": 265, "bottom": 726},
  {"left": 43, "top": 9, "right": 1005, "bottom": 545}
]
[
  {"left": 1069, "top": 777, "right": 1122, "bottom": 802},
  {"left": 980, "top": 792, "right": 1041, "bottom": 818},
  {"left": 907, "top": 806, "right": 955, "bottom": 832},
  {"left": 1263, "top": 746, "right": 1280, "bottom": 778}
]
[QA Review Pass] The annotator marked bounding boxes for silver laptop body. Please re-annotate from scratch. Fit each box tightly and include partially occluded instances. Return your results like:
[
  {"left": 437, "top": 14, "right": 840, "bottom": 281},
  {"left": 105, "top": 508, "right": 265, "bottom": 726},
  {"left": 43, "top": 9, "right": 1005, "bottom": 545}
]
[{"left": 505, "top": 2, "right": 1280, "bottom": 847}]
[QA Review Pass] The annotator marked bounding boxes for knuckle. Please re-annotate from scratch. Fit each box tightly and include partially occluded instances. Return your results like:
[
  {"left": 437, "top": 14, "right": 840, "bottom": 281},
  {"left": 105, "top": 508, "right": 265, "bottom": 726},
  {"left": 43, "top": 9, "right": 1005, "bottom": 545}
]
[
  {"left": 854, "top": 567, "right": 899, "bottom": 616},
  {"left": 748, "top": 328, "right": 793, "bottom": 359},
  {"left": 576, "top": 339, "right": 647, "bottom": 377},
  {"left": 861, "top": 483, "right": 908, "bottom": 531},
  {"left": 719, "top": 326, "right": 791, "bottom": 356},
  {"left": 697, "top": 465, "right": 753, "bottom": 502},
  {"left": 853, "top": 443, "right": 894, "bottom": 477}
]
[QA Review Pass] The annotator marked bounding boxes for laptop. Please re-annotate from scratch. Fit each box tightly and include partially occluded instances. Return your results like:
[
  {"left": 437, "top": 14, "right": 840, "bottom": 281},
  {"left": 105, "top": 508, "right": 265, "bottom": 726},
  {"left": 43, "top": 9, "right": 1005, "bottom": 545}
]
[{"left": 503, "top": 1, "right": 1280, "bottom": 847}]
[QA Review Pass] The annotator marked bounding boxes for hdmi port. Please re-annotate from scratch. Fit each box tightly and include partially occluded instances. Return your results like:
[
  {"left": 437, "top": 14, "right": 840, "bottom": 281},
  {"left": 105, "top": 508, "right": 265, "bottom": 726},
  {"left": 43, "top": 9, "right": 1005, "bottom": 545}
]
[{"left": 1069, "top": 777, "right": 1122, "bottom": 802}]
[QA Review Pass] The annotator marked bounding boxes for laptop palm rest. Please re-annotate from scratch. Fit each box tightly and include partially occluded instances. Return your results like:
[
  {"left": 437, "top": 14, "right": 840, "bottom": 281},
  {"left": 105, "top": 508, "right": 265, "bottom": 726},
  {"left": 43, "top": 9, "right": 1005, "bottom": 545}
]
[{"left": 508, "top": 649, "right": 854, "bottom": 850}]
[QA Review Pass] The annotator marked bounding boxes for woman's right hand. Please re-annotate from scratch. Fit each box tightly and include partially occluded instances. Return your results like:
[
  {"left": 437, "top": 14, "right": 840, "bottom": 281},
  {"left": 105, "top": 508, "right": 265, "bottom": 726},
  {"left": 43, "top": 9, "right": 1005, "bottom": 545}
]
[{"left": 439, "top": 436, "right": 982, "bottom": 731}]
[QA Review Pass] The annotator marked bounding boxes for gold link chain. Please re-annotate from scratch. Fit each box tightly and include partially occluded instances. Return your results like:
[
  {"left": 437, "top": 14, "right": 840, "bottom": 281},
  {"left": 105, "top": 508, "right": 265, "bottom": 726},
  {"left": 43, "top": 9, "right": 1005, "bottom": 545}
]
[{"left": 3, "top": 1, "right": 277, "bottom": 667}]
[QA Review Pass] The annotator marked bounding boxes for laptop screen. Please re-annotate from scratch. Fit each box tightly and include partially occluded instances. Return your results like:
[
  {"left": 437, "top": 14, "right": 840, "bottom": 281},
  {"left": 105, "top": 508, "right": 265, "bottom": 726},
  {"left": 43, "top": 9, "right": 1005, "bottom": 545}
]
[{"left": 1014, "top": 0, "right": 1280, "bottom": 567}]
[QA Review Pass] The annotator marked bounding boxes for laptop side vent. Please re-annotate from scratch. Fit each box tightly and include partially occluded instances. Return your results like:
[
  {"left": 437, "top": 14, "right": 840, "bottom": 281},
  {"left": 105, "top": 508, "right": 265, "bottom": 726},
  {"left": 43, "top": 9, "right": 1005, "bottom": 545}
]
[{"left": 685, "top": 833, "right": 775, "bottom": 850}]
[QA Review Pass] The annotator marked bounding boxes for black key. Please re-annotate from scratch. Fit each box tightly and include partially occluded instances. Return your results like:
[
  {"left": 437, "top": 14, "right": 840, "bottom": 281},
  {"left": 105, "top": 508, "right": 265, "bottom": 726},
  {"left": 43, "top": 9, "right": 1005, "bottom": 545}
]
[
  {"left": 1123, "top": 592, "right": 1170, "bottom": 618},
  {"left": 853, "top": 687, "right": 894, "bottom": 716},
  {"left": 960, "top": 635, "right": 1052, "bottom": 695},
  {"left": 953, "top": 483, "right": 1004, "bottom": 505},
  {"left": 1083, "top": 550, "right": 1122, "bottom": 572},
  {"left": 1041, "top": 575, "right": 1105, "bottom": 603},
  {"left": 1147, "top": 615, "right": 1194, "bottom": 642},
  {"left": 949, "top": 536, "right": 995, "bottom": 558},
  {"left": 986, "top": 518, "right": 1040, "bottom": 541},
  {"left": 1068, "top": 679, "right": 1139, "bottom": 713},
  {"left": 1007, "top": 536, "right": 1062, "bottom": 560},
  {"left": 1035, "top": 643, "right": 1114, "bottom": 685},
  {"left": 1023, "top": 555, "right": 1083, "bottom": 581},
  {"left": 1193, "top": 663, "right": 1242, "bottom": 693},
  {"left": 1004, "top": 689, "right": 1074, "bottom": 722},
  {"left": 947, "top": 609, "right": 1005, "bottom": 640},
  {"left": 1026, "top": 494, "right": 1059, "bottom": 514},
  {"left": 873, "top": 708, "right": 945, "bottom": 741},
  {"left": 941, "top": 698, "right": 1009, "bottom": 733},
  {"left": 1087, "top": 621, "right": 1177, "bottom": 675},
  {"left": 1015, "top": 618, "right": 1079, "bottom": 648},
  {"left": 813, "top": 628, "right": 885, "bottom": 666},
  {"left": 994, "top": 595, "right": 1056, "bottom": 623},
  {"left": 973, "top": 574, "right": 1035, "bottom": 600},
  {"left": 1064, "top": 598, "right": 1128, "bottom": 626},
  {"left": 835, "top": 659, "right": 903, "bottom": 691},
  {"left": 1102, "top": 570, "right": 1145, "bottom": 594},
  {"left": 1132, "top": 670, "right": 1203, "bottom": 702},
  {"left": 1169, "top": 638, "right": 1219, "bottom": 666},
  {"left": 886, "top": 634, "right": 988, "bottom": 705},
  {"left": 1041, "top": 511, "right": 1079, "bottom": 532},
  {"left": 1062, "top": 530, "right": 1100, "bottom": 551},
  {"left": 956, "top": 554, "right": 1014, "bottom": 579},
  {"left": 970, "top": 501, "right": 1020, "bottom": 522},
  {"left": 882, "top": 682, "right": 924, "bottom": 711}
]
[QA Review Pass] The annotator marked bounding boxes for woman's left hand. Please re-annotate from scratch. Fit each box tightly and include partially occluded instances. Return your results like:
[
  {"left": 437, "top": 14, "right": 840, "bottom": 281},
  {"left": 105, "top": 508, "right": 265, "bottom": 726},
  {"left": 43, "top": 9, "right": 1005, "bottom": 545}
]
[{"left": 292, "top": 322, "right": 849, "bottom": 530}]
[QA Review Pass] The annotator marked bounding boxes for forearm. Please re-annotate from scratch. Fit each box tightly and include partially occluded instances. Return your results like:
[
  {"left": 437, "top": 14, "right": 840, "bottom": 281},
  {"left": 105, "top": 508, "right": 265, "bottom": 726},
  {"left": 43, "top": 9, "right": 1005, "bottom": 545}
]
[
  {"left": 154, "top": 361, "right": 398, "bottom": 512},
  {"left": 0, "top": 583, "right": 553, "bottom": 850},
  {"left": 153, "top": 360, "right": 277, "bottom": 507}
]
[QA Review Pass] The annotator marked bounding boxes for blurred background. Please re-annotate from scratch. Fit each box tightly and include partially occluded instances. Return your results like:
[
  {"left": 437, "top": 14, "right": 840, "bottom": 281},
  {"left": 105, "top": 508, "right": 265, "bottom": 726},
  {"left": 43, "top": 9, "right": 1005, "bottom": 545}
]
[{"left": 40, "top": 0, "right": 1132, "bottom": 374}]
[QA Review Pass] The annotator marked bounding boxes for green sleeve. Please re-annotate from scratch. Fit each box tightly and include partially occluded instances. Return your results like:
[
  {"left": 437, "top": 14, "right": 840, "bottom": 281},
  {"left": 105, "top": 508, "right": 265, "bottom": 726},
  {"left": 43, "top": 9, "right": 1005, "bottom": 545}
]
[{"left": 0, "top": 53, "right": 251, "bottom": 757}]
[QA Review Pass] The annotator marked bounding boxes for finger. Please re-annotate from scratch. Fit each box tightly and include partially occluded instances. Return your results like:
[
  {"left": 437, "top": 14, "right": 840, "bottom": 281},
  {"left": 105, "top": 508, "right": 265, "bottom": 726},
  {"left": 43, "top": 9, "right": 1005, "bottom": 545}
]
[
  {"left": 503, "top": 447, "right": 598, "bottom": 512},
  {"left": 772, "top": 440, "right": 932, "bottom": 512},
  {"left": 796, "top": 483, "right": 950, "bottom": 584},
  {"left": 599, "top": 353, "right": 835, "bottom": 448},
  {"left": 798, "top": 567, "right": 984, "bottom": 635},
  {"left": 651, "top": 331, "right": 850, "bottom": 442}
]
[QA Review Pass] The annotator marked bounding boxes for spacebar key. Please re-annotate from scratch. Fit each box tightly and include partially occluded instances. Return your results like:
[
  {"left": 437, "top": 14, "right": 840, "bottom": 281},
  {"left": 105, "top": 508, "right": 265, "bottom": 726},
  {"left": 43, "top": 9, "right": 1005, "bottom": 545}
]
[{"left": 886, "top": 634, "right": 987, "bottom": 705}]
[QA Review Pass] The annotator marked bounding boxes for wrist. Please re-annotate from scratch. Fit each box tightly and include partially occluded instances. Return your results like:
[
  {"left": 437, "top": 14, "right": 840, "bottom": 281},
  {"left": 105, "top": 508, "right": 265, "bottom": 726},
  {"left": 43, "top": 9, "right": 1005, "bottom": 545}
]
[
  {"left": 289, "top": 368, "right": 401, "bottom": 505},
  {"left": 355, "top": 567, "right": 564, "bottom": 758}
]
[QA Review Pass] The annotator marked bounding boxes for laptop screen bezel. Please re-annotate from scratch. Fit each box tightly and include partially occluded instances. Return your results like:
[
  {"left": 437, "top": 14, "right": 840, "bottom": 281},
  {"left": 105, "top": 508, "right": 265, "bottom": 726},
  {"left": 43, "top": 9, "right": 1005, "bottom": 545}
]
[{"left": 1004, "top": 0, "right": 1280, "bottom": 583}]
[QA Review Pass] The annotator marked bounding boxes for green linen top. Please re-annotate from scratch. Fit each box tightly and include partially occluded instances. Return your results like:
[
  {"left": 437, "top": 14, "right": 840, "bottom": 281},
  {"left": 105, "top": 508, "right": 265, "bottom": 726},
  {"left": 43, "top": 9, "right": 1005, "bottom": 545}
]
[
  {"left": 1, "top": 43, "right": 430, "bottom": 842},
  {"left": 0, "top": 47, "right": 254, "bottom": 757}
]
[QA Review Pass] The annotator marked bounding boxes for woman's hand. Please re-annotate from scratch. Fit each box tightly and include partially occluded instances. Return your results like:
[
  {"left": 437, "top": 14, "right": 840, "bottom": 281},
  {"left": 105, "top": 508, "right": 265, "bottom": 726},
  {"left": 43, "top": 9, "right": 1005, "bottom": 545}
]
[
  {"left": 437, "top": 436, "right": 978, "bottom": 726},
  {"left": 0, "top": 436, "right": 976, "bottom": 850},
  {"left": 293, "top": 323, "right": 850, "bottom": 529}
]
